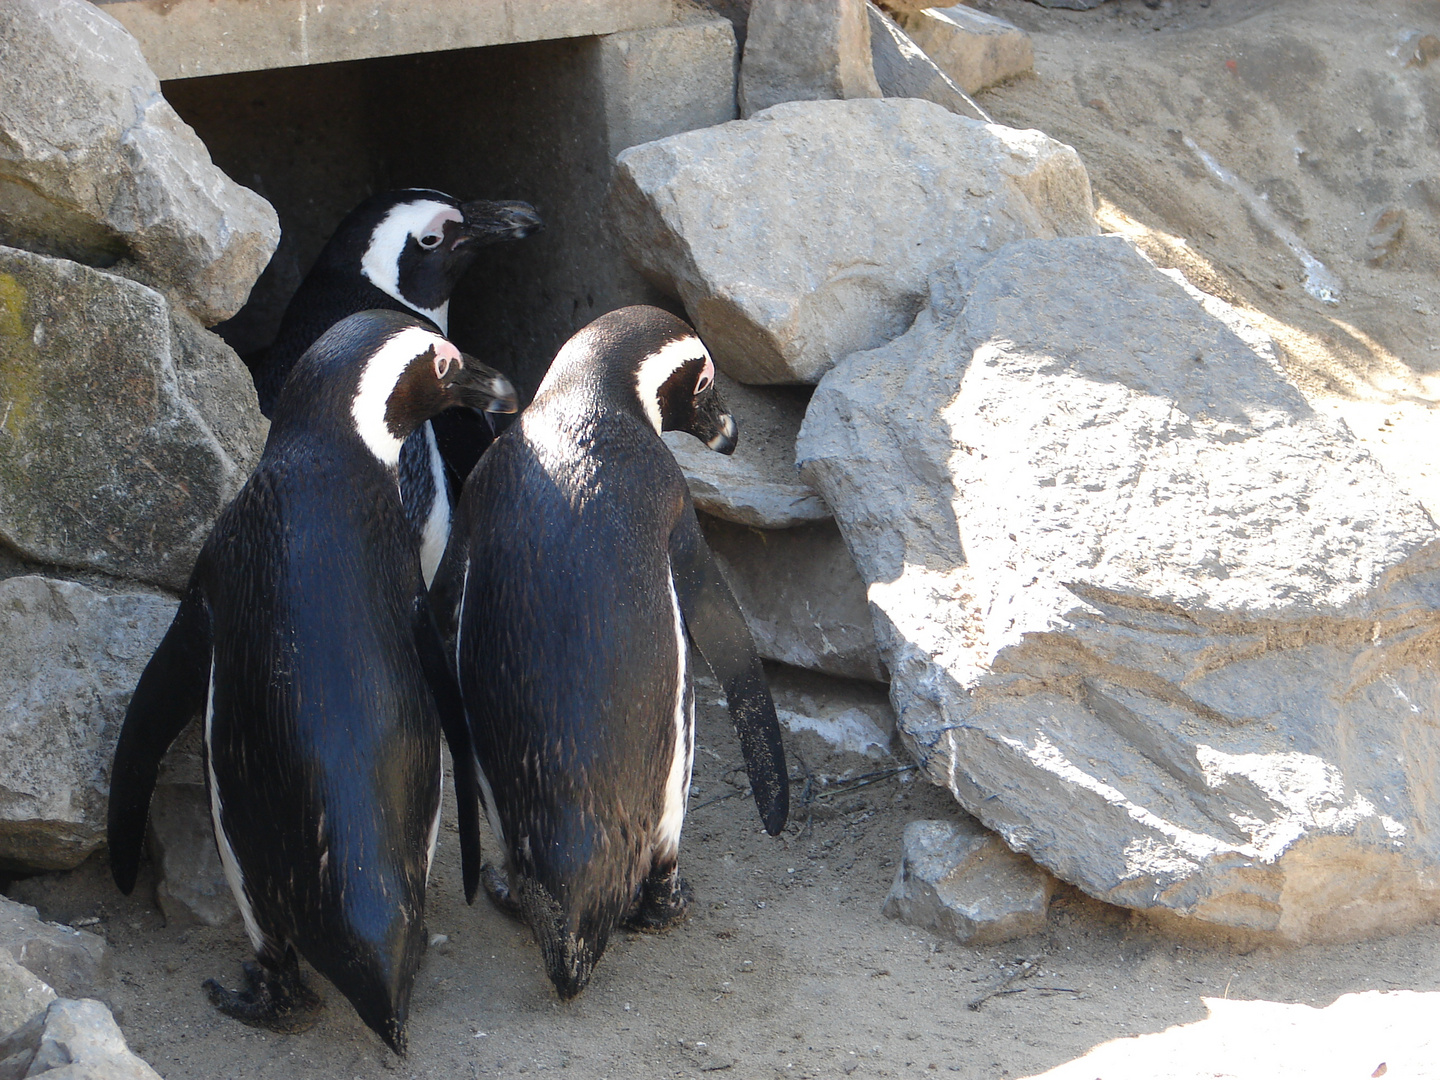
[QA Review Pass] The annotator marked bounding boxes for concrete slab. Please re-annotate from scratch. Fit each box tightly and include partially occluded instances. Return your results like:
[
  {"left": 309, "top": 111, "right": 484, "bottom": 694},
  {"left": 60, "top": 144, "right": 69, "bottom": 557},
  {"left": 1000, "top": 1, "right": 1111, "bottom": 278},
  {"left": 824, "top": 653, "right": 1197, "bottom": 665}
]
[{"left": 97, "top": 0, "right": 675, "bottom": 80}]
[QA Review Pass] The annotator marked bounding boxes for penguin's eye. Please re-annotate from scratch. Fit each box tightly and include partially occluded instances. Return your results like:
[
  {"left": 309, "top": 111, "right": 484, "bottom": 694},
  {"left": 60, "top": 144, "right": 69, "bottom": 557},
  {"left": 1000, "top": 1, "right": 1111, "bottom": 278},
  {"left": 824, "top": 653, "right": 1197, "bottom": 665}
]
[
  {"left": 694, "top": 355, "right": 715, "bottom": 397},
  {"left": 418, "top": 233, "right": 443, "bottom": 250}
]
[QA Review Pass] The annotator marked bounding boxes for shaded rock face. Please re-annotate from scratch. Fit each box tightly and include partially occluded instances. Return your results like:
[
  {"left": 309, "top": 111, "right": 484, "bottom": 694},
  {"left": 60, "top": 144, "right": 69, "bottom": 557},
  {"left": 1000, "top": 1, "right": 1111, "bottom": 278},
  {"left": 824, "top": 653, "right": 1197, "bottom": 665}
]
[
  {"left": 0, "top": 577, "right": 177, "bottom": 872},
  {"left": 866, "top": 3, "right": 988, "bottom": 123},
  {"left": 798, "top": 235, "right": 1440, "bottom": 943},
  {"left": 883, "top": 818, "right": 1055, "bottom": 944},
  {"left": 0, "top": 952, "right": 55, "bottom": 1039},
  {"left": 0, "top": 897, "right": 110, "bottom": 1001},
  {"left": 663, "top": 374, "right": 828, "bottom": 529},
  {"left": 0, "top": 0, "right": 279, "bottom": 325},
  {"left": 895, "top": 6, "right": 1034, "bottom": 96},
  {"left": 0, "top": 246, "right": 265, "bottom": 591},
  {"left": 701, "top": 513, "right": 887, "bottom": 684},
  {"left": 610, "top": 98, "right": 1097, "bottom": 385},
  {"left": 22, "top": 998, "right": 161, "bottom": 1080},
  {"left": 739, "top": 0, "right": 881, "bottom": 118},
  {"left": 147, "top": 782, "right": 237, "bottom": 929}
]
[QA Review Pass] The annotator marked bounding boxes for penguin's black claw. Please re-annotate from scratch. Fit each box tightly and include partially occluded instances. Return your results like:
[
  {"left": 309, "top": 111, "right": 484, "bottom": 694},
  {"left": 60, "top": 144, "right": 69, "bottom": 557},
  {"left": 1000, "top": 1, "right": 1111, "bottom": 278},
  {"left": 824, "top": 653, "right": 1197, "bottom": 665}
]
[
  {"left": 480, "top": 862, "right": 523, "bottom": 919},
  {"left": 203, "top": 957, "right": 324, "bottom": 1035},
  {"left": 622, "top": 865, "right": 694, "bottom": 933}
]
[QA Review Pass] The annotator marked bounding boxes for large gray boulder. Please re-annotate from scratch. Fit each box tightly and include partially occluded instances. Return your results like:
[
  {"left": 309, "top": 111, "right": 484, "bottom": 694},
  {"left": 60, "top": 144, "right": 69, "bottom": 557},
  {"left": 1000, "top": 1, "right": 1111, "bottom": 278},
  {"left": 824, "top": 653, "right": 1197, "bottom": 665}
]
[
  {"left": 0, "top": 0, "right": 279, "bottom": 325},
  {"left": 867, "top": 3, "right": 988, "bottom": 122},
  {"left": 0, "top": 897, "right": 109, "bottom": 1000},
  {"left": 610, "top": 98, "right": 1097, "bottom": 385},
  {"left": 663, "top": 374, "right": 828, "bottom": 529},
  {"left": 0, "top": 246, "right": 266, "bottom": 591},
  {"left": 798, "top": 235, "right": 1440, "bottom": 943},
  {"left": 0, "top": 577, "right": 177, "bottom": 872},
  {"left": 738, "top": 0, "right": 881, "bottom": 118}
]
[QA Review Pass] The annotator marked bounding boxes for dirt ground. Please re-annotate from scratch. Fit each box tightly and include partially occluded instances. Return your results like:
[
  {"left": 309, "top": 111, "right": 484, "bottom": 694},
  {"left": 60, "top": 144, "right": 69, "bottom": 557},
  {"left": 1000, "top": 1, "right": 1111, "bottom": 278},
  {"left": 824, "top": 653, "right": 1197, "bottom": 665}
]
[{"left": 9, "top": 0, "right": 1440, "bottom": 1077}]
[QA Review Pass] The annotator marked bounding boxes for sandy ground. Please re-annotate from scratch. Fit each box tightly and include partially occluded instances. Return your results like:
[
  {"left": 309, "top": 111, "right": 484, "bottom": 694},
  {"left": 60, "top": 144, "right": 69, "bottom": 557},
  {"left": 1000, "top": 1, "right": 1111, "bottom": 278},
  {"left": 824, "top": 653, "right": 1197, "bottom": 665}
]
[
  {"left": 9, "top": 1, "right": 1440, "bottom": 1077},
  {"left": 8, "top": 691, "right": 1440, "bottom": 1080}
]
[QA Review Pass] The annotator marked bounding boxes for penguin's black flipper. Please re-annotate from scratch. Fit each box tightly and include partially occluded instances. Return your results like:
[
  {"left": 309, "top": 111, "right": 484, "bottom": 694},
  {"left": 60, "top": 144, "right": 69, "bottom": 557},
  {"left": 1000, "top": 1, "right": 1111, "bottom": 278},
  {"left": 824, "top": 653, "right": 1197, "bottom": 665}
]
[
  {"left": 107, "top": 583, "right": 213, "bottom": 895},
  {"left": 413, "top": 591, "right": 482, "bottom": 903},
  {"left": 669, "top": 509, "right": 789, "bottom": 836}
]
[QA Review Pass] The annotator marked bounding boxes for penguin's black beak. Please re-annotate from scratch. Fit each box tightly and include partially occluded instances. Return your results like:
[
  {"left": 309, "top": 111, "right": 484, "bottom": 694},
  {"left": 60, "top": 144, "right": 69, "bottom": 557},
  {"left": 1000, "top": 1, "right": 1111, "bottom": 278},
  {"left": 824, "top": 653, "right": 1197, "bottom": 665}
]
[
  {"left": 448, "top": 353, "right": 519, "bottom": 415},
  {"left": 455, "top": 200, "right": 544, "bottom": 248},
  {"left": 684, "top": 385, "right": 737, "bottom": 456}
]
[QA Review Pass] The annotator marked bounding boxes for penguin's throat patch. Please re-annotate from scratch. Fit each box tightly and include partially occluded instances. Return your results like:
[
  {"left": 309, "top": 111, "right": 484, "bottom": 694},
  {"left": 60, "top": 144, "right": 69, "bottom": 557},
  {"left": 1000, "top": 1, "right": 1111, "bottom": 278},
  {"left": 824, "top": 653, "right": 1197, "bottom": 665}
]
[{"left": 635, "top": 335, "right": 711, "bottom": 434}]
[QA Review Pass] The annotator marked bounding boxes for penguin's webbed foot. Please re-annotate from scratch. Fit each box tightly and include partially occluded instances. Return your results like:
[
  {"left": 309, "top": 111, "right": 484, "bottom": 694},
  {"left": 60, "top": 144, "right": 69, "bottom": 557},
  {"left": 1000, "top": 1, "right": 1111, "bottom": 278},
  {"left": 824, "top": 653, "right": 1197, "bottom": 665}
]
[
  {"left": 481, "top": 861, "right": 523, "bottom": 919},
  {"left": 203, "top": 956, "right": 324, "bottom": 1035},
  {"left": 623, "top": 864, "right": 693, "bottom": 933}
]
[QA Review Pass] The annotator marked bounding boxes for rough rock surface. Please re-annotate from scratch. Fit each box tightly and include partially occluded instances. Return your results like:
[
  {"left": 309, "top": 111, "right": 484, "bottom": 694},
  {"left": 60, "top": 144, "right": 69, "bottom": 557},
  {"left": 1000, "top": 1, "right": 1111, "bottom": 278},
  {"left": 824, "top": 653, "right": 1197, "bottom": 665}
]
[
  {"left": 701, "top": 514, "right": 887, "bottom": 684},
  {"left": 0, "top": 897, "right": 109, "bottom": 1000},
  {"left": 738, "top": 0, "right": 880, "bottom": 118},
  {"left": 23, "top": 998, "right": 161, "bottom": 1080},
  {"left": 883, "top": 818, "right": 1055, "bottom": 944},
  {"left": 0, "top": 576, "right": 177, "bottom": 871},
  {"left": 600, "top": 7, "right": 739, "bottom": 157},
  {"left": 664, "top": 374, "right": 828, "bottom": 529},
  {"left": 0, "top": 952, "right": 54, "bottom": 1039},
  {"left": 0, "top": 246, "right": 266, "bottom": 590},
  {"left": 610, "top": 98, "right": 1097, "bottom": 385},
  {"left": 896, "top": 6, "right": 1034, "bottom": 96},
  {"left": 867, "top": 3, "right": 988, "bottom": 123},
  {"left": 765, "top": 665, "right": 895, "bottom": 762},
  {"left": 0, "top": 0, "right": 279, "bottom": 324},
  {"left": 798, "top": 235, "right": 1440, "bottom": 943},
  {"left": 147, "top": 783, "right": 236, "bottom": 929}
]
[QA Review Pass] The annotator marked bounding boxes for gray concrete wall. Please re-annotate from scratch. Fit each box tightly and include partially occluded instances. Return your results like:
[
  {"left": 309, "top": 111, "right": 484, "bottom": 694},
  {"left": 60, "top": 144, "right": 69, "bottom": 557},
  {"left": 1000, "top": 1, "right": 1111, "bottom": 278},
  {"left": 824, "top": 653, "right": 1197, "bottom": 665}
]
[{"left": 98, "top": 0, "right": 674, "bottom": 80}]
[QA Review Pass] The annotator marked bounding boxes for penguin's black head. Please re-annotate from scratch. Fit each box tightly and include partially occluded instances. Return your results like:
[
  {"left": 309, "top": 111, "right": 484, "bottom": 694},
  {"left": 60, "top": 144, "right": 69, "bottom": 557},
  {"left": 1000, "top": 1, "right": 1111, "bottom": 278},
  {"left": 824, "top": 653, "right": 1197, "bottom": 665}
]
[
  {"left": 543, "top": 306, "right": 738, "bottom": 454},
  {"left": 336, "top": 189, "right": 542, "bottom": 328},
  {"left": 277, "top": 309, "right": 518, "bottom": 466}
]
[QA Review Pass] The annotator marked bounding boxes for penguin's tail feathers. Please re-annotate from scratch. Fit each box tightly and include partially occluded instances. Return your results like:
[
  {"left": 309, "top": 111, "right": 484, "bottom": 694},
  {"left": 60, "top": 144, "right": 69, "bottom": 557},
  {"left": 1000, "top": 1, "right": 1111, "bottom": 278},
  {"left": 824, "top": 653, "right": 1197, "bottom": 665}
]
[{"left": 516, "top": 878, "right": 608, "bottom": 1001}]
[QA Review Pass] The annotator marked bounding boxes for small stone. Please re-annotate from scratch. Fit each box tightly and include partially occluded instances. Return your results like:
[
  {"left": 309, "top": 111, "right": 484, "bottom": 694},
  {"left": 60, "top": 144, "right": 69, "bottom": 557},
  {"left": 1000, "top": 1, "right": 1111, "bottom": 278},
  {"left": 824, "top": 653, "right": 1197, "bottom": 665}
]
[
  {"left": 883, "top": 819, "right": 1054, "bottom": 944},
  {"left": 1365, "top": 207, "right": 1405, "bottom": 266},
  {"left": 895, "top": 6, "right": 1034, "bottom": 96},
  {"left": 148, "top": 782, "right": 238, "bottom": 929},
  {"left": 0, "top": 896, "right": 110, "bottom": 1000},
  {"left": 28, "top": 998, "right": 162, "bottom": 1080},
  {"left": 739, "top": 0, "right": 881, "bottom": 118}
]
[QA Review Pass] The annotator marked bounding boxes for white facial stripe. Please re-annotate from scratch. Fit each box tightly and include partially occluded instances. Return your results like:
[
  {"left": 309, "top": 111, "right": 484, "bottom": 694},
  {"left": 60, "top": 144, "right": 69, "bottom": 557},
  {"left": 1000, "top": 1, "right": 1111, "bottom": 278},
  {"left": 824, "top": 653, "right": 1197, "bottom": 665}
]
[
  {"left": 634, "top": 335, "right": 711, "bottom": 434},
  {"left": 351, "top": 325, "right": 454, "bottom": 467},
  {"left": 360, "top": 199, "right": 459, "bottom": 331}
]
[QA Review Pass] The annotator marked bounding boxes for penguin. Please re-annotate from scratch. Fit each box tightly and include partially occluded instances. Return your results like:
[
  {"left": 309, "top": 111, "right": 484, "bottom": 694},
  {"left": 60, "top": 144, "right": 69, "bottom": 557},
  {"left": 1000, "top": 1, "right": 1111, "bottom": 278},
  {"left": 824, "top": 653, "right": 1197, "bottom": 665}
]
[
  {"left": 108, "top": 310, "right": 518, "bottom": 1053},
  {"left": 247, "top": 188, "right": 543, "bottom": 585},
  {"left": 431, "top": 305, "right": 789, "bottom": 1000}
]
